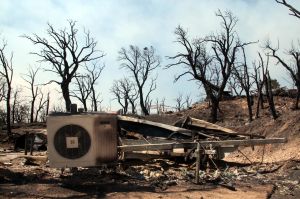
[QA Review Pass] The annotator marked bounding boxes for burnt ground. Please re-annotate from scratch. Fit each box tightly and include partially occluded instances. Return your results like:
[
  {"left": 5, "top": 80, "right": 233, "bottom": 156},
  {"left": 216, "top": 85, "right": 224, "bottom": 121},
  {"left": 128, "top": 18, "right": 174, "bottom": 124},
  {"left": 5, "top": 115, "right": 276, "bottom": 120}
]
[{"left": 0, "top": 96, "right": 300, "bottom": 198}]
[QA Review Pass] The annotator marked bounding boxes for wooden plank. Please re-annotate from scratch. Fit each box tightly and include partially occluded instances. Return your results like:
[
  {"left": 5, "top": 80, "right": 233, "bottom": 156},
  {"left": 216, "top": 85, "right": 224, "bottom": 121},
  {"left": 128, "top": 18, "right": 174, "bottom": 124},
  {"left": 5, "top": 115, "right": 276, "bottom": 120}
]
[
  {"left": 117, "top": 115, "right": 193, "bottom": 138},
  {"left": 118, "top": 115, "right": 192, "bottom": 134},
  {"left": 187, "top": 117, "right": 265, "bottom": 138},
  {"left": 118, "top": 138, "right": 287, "bottom": 152},
  {"left": 189, "top": 117, "right": 238, "bottom": 134}
]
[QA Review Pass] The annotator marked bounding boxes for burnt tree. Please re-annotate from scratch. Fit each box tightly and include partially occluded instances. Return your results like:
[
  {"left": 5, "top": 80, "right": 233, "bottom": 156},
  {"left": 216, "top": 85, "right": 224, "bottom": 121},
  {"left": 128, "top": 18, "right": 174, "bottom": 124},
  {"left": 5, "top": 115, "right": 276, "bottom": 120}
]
[
  {"left": 258, "top": 52, "right": 278, "bottom": 119},
  {"left": 175, "top": 93, "right": 184, "bottom": 111},
  {"left": 35, "top": 91, "right": 48, "bottom": 122},
  {"left": 252, "top": 57, "right": 264, "bottom": 118},
  {"left": 12, "top": 88, "right": 21, "bottom": 124},
  {"left": 266, "top": 42, "right": 300, "bottom": 109},
  {"left": 228, "top": 75, "right": 244, "bottom": 96},
  {"left": 111, "top": 78, "right": 138, "bottom": 115},
  {"left": 71, "top": 74, "right": 92, "bottom": 111},
  {"left": 167, "top": 10, "right": 254, "bottom": 122},
  {"left": 22, "top": 67, "right": 39, "bottom": 123},
  {"left": 118, "top": 46, "right": 160, "bottom": 116},
  {"left": 111, "top": 79, "right": 128, "bottom": 115},
  {"left": 0, "top": 41, "right": 13, "bottom": 137},
  {"left": 86, "top": 63, "right": 104, "bottom": 112},
  {"left": 23, "top": 21, "right": 103, "bottom": 111},
  {"left": 185, "top": 94, "right": 193, "bottom": 109},
  {"left": 232, "top": 47, "right": 254, "bottom": 122}
]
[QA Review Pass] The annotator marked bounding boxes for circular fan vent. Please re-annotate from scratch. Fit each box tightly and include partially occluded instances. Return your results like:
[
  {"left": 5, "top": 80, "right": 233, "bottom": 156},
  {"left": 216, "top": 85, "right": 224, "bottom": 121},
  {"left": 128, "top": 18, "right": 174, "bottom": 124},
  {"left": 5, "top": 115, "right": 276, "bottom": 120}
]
[{"left": 54, "top": 125, "right": 91, "bottom": 159}]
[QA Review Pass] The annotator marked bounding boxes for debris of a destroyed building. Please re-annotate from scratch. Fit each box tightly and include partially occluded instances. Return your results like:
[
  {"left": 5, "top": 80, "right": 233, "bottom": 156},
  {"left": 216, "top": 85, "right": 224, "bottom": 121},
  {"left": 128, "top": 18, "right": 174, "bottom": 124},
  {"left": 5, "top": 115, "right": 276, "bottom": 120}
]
[{"left": 44, "top": 113, "right": 287, "bottom": 186}]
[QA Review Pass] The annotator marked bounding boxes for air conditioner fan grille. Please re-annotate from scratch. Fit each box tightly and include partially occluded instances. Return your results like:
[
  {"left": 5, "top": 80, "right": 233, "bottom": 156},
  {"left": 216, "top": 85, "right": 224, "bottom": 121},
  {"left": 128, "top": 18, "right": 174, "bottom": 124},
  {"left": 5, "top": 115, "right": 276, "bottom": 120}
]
[{"left": 54, "top": 124, "right": 91, "bottom": 159}]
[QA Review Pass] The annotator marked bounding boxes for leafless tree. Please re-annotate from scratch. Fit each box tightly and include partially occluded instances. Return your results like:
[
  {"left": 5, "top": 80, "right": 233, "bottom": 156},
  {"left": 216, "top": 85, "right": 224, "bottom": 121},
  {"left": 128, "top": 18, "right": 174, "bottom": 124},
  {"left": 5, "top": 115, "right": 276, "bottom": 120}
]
[
  {"left": 71, "top": 74, "right": 92, "bottom": 111},
  {"left": 232, "top": 47, "right": 254, "bottom": 121},
  {"left": 118, "top": 46, "right": 160, "bottom": 115},
  {"left": 276, "top": 0, "right": 300, "bottom": 19},
  {"left": 258, "top": 52, "right": 278, "bottom": 119},
  {"left": 167, "top": 10, "right": 254, "bottom": 122},
  {"left": 185, "top": 94, "right": 193, "bottom": 109},
  {"left": 35, "top": 91, "right": 48, "bottom": 122},
  {"left": 0, "top": 40, "right": 13, "bottom": 137},
  {"left": 146, "top": 99, "right": 153, "bottom": 114},
  {"left": 228, "top": 75, "right": 243, "bottom": 96},
  {"left": 161, "top": 97, "right": 166, "bottom": 113},
  {"left": 15, "top": 104, "right": 29, "bottom": 123},
  {"left": 51, "top": 104, "right": 64, "bottom": 113},
  {"left": 22, "top": 67, "right": 39, "bottom": 123},
  {"left": 175, "top": 93, "right": 184, "bottom": 112},
  {"left": 155, "top": 98, "right": 160, "bottom": 114},
  {"left": 265, "top": 42, "right": 300, "bottom": 109},
  {"left": 252, "top": 58, "right": 265, "bottom": 118},
  {"left": 23, "top": 21, "right": 104, "bottom": 111},
  {"left": 111, "top": 78, "right": 138, "bottom": 115},
  {"left": 11, "top": 87, "right": 22, "bottom": 124},
  {"left": 265, "top": 71, "right": 278, "bottom": 119},
  {"left": 111, "top": 79, "right": 128, "bottom": 114},
  {"left": 86, "top": 63, "right": 104, "bottom": 111},
  {"left": 39, "top": 92, "right": 50, "bottom": 122}
]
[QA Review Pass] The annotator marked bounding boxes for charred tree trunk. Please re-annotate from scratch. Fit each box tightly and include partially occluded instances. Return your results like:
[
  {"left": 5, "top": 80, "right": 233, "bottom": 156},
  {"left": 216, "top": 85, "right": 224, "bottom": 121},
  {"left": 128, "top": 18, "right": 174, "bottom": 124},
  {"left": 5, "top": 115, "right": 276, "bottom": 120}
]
[
  {"left": 265, "top": 72, "right": 278, "bottom": 119},
  {"left": 6, "top": 86, "right": 11, "bottom": 136},
  {"left": 210, "top": 95, "right": 219, "bottom": 123},
  {"left": 30, "top": 97, "right": 35, "bottom": 123},
  {"left": 139, "top": 89, "right": 149, "bottom": 115},
  {"left": 11, "top": 90, "right": 19, "bottom": 124},
  {"left": 61, "top": 82, "right": 71, "bottom": 112},
  {"left": 256, "top": 93, "right": 261, "bottom": 118},
  {"left": 246, "top": 93, "right": 253, "bottom": 122},
  {"left": 46, "top": 92, "right": 50, "bottom": 116},
  {"left": 0, "top": 43, "right": 13, "bottom": 138},
  {"left": 129, "top": 99, "right": 136, "bottom": 114},
  {"left": 91, "top": 88, "right": 97, "bottom": 111}
]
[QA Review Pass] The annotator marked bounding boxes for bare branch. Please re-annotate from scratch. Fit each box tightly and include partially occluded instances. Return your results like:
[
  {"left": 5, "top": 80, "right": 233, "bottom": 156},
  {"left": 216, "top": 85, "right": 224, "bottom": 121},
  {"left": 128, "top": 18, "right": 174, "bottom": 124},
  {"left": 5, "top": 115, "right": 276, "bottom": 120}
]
[{"left": 276, "top": 0, "right": 300, "bottom": 19}]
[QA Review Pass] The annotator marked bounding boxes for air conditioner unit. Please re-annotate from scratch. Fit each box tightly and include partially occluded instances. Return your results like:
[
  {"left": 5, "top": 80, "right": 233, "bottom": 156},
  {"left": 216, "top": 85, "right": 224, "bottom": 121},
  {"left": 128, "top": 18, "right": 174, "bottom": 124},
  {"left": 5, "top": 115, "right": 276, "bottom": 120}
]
[{"left": 47, "top": 113, "right": 118, "bottom": 168}]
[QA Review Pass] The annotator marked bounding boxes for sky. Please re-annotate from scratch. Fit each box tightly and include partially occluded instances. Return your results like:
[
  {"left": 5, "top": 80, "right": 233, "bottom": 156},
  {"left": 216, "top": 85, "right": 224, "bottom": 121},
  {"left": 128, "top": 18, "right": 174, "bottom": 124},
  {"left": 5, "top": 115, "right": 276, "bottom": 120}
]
[{"left": 0, "top": 0, "right": 300, "bottom": 112}]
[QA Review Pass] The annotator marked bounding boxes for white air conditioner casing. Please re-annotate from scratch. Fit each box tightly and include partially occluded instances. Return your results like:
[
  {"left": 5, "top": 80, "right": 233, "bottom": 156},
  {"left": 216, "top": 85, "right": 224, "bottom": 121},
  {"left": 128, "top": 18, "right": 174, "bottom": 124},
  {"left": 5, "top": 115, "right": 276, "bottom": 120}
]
[{"left": 47, "top": 113, "right": 118, "bottom": 168}]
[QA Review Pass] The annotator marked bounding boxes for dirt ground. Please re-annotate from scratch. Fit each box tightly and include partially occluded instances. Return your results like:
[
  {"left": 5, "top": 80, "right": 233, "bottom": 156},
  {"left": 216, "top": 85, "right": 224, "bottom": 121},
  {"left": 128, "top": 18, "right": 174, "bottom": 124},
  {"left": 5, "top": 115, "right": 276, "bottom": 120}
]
[
  {"left": 0, "top": 97, "right": 299, "bottom": 198},
  {"left": 2, "top": 151, "right": 298, "bottom": 199}
]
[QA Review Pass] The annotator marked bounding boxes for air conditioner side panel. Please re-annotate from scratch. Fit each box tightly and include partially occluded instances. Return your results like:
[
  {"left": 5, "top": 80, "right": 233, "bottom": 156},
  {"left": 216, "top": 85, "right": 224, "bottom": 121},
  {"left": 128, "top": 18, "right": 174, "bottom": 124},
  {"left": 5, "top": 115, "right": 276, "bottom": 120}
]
[{"left": 94, "top": 115, "right": 118, "bottom": 163}]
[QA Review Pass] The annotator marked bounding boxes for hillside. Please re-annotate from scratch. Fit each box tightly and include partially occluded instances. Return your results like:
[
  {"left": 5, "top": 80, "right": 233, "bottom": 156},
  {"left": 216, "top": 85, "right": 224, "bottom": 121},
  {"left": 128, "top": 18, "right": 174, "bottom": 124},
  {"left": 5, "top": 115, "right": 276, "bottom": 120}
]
[{"left": 147, "top": 96, "right": 300, "bottom": 162}]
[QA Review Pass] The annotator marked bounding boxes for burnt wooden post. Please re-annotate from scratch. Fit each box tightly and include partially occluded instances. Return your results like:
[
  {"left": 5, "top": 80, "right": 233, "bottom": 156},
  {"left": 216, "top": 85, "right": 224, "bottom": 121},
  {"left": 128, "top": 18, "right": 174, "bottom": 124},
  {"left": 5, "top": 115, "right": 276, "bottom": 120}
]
[{"left": 195, "top": 142, "right": 201, "bottom": 184}]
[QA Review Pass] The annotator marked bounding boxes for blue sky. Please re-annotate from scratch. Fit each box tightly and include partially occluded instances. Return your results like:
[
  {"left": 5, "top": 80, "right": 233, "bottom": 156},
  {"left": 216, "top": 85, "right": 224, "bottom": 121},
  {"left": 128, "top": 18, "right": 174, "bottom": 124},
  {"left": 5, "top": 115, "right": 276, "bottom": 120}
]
[{"left": 0, "top": 0, "right": 300, "bottom": 112}]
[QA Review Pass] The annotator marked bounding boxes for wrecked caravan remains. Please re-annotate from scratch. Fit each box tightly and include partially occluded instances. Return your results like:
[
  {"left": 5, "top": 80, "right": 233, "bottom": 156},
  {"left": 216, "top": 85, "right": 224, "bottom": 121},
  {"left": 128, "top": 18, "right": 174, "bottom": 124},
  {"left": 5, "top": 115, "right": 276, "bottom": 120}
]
[{"left": 46, "top": 113, "right": 286, "bottom": 169}]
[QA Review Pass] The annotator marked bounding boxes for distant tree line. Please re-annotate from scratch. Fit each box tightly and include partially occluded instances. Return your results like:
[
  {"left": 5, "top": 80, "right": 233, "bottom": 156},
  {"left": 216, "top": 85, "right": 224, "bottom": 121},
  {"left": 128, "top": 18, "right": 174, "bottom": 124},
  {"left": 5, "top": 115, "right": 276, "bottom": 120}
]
[{"left": 0, "top": 1, "right": 300, "bottom": 139}]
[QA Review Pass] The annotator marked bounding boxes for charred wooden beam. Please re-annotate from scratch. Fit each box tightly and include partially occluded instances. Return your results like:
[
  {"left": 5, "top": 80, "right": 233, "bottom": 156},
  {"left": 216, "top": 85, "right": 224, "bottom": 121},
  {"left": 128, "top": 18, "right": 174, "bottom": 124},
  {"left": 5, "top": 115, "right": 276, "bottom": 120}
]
[
  {"left": 174, "top": 117, "right": 265, "bottom": 138},
  {"left": 118, "top": 115, "right": 193, "bottom": 139}
]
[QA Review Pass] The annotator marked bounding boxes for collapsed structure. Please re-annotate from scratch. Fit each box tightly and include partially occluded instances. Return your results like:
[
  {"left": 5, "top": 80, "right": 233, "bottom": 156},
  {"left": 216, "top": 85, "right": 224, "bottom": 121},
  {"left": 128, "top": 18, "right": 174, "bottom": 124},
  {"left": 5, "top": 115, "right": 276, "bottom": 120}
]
[{"left": 46, "top": 112, "right": 286, "bottom": 178}]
